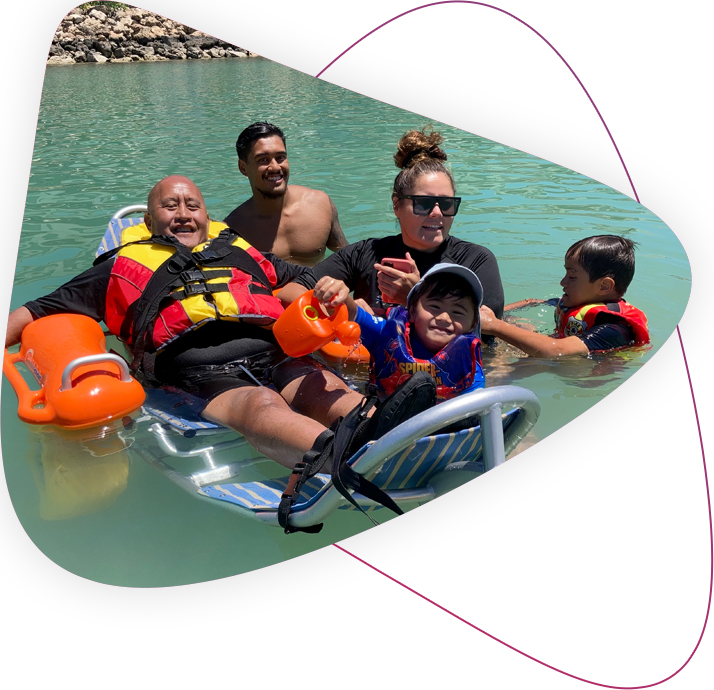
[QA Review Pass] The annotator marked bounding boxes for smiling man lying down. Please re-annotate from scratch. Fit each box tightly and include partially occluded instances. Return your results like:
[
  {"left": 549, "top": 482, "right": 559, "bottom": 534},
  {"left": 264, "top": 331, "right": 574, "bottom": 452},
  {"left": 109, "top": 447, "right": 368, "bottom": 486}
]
[{"left": 6, "top": 176, "right": 378, "bottom": 471}]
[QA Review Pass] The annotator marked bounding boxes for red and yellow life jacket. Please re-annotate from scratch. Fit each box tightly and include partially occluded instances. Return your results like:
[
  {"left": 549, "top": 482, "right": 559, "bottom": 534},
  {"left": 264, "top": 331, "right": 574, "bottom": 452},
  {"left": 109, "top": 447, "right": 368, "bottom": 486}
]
[
  {"left": 104, "top": 221, "right": 284, "bottom": 354},
  {"left": 554, "top": 300, "right": 650, "bottom": 345}
]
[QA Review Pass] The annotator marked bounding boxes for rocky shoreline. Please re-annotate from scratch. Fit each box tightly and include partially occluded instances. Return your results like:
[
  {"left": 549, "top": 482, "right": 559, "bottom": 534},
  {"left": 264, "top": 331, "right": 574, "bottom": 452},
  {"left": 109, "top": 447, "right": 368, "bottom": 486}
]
[{"left": 48, "top": 4, "right": 256, "bottom": 65}]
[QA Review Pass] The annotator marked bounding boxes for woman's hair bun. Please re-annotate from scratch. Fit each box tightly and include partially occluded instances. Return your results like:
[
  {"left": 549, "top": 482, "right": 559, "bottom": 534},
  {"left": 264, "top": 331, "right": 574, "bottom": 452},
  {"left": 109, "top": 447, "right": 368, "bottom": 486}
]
[{"left": 394, "top": 126, "right": 448, "bottom": 169}]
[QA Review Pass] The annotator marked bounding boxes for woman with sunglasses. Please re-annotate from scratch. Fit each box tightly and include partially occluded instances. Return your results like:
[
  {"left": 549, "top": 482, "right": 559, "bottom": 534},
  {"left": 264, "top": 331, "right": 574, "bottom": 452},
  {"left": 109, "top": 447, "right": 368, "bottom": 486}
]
[{"left": 313, "top": 128, "right": 504, "bottom": 318}]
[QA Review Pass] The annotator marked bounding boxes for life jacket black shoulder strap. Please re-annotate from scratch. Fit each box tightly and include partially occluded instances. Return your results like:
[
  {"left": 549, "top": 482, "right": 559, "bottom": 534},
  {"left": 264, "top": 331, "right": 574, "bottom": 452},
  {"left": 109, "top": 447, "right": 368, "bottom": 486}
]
[
  {"left": 194, "top": 228, "right": 274, "bottom": 292},
  {"left": 125, "top": 231, "right": 277, "bottom": 376}
]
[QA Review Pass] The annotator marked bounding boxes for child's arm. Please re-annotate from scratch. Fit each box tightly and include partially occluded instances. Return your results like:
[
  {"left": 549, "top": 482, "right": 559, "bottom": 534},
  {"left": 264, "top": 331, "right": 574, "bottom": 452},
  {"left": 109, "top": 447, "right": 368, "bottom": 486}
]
[
  {"left": 480, "top": 305, "right": 589, "bottom": 358},
  {"left": 314, "top": 276, "right": 385, "bottom": 352},
  {"left": 503, "top": 298, "right": 545, "bottom": 311},
  {"left": 313, "top": 276, "right": 358, "bottom": 320}
]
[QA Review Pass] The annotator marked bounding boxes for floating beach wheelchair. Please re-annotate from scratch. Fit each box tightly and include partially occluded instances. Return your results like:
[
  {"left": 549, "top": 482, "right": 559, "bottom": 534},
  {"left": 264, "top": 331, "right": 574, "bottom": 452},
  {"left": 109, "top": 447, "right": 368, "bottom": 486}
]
[{"left": 3, "top": 206, "right": 541, "bottom": 533}]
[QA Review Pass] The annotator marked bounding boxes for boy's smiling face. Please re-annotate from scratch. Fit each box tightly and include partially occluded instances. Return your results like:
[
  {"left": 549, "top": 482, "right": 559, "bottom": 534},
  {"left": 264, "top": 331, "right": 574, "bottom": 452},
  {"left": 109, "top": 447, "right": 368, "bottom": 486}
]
[
  {"left": 411, "top": 292, "right": 476, "bottom": 353},
  {"left": 560, "top": 256, "right": 611, "bottom": 308}
]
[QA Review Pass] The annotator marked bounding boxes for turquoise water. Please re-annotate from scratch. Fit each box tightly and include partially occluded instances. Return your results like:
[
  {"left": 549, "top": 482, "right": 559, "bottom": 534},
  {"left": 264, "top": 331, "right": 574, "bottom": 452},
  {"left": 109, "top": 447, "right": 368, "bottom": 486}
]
[{"left": 2, "top": 58, "right": 690, "bottom": 586}]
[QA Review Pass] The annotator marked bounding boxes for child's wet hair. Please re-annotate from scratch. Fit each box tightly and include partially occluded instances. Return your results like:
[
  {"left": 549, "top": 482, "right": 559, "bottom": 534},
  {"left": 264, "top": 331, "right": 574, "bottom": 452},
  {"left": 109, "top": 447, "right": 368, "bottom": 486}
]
[
  {"left": 409, "top": 274, "right": 479, "bottom": 329},
  {"left": 565, "top": 235, "right": 637, "bottom": 295}
]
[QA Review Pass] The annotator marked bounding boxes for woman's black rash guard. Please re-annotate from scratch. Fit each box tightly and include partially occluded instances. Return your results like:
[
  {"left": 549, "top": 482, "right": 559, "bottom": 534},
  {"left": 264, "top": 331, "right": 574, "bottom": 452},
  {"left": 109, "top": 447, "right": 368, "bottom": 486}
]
[{"left": 313, "top": 235, "right": 505, "bottom": 318}]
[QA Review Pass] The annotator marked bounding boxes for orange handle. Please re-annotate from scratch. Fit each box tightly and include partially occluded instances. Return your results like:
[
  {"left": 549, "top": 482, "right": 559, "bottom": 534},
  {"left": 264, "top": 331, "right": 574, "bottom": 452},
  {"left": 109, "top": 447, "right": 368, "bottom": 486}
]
[
  {"left": 273, "top": 290, "right": 361, "bottom": 357},
  {"left": 3, "top": 349, "right": 55, "bottom": 424}
]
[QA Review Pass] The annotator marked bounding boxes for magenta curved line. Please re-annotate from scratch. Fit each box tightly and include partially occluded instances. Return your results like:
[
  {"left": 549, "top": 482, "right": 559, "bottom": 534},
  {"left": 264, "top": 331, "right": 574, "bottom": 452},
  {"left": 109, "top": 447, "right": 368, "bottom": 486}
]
[
  {"left": 316, "top": 1, "right": 639, "bottom": 203},
  {"left": 324, "top": 2, "right": 711, "bottom": 687}
]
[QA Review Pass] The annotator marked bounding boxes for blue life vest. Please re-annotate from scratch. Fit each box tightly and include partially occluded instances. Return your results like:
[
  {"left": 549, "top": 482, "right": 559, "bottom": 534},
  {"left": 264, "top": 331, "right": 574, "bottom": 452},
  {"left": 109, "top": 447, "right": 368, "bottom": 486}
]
[{"left": 370, "top": 307, "right": 484, "bottom": 401}]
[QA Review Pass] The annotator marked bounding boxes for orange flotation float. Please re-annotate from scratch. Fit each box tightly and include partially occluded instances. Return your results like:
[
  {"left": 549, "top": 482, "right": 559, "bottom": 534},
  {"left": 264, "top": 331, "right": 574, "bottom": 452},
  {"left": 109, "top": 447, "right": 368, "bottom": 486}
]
[
  {"left": 3, "top": 314, "right": 145, "bottom": 430},
  {"left": 273, "top": 290, "right": 363, "bottom": 358},
  {"left": 318, "top": 339, "right": 370, "bottom": 363}
]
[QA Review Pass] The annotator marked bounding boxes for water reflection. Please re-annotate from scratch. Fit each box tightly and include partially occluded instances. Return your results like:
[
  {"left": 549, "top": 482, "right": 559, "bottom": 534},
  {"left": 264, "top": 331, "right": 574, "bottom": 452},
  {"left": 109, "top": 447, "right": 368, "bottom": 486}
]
[{"left": 26, "top": 423, "right": 131, "bottom": 521}]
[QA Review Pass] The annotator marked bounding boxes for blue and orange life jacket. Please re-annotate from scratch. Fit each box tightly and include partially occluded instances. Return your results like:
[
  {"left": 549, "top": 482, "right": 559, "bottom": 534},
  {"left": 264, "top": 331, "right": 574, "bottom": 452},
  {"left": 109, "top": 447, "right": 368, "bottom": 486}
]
[
  {"left": 370, "top": 306, "right": 484, "bottom": 401},
  {"left": 554, "top": 299, "right": 650, "bottom": 345}
]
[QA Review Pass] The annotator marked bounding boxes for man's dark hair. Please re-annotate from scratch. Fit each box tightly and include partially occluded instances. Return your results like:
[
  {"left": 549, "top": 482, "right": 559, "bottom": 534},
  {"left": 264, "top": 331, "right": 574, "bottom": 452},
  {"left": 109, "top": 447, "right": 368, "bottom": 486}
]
[
  {"left": 408, "top": 274, "right": 479, "bottom": 330},
  {"left": 236, "top": 122, "right": 286, "bottom": 161},
  {"left": 565, "top": 235, "right": 637, "bottom": 295}
]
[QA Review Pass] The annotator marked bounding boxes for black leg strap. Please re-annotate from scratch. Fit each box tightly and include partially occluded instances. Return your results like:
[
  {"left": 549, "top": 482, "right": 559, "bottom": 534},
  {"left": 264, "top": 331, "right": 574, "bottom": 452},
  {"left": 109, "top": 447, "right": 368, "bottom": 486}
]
[
  {"left": 278, "top": 429, "right": 334, "bottom": 534},
  {"left": 330, "top": 397, "right": 403, "bottom": 525}
]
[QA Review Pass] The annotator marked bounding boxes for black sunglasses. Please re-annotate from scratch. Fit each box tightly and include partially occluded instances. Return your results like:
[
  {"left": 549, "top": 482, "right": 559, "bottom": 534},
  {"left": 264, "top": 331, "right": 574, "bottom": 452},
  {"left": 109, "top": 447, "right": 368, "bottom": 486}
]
[{"left": 395, "top": 194, "right": 462, "bottom": 216}]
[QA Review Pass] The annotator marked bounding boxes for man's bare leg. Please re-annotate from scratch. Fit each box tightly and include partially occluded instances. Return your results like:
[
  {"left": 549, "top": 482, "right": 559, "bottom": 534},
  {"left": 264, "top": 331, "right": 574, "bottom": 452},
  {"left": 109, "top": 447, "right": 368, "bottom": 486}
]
[
  {"left": 202, "top": 386, "right": 329, "bottom": 470},
  {"left": 274, "top": 360, "right": 366, "bottom": 427}
]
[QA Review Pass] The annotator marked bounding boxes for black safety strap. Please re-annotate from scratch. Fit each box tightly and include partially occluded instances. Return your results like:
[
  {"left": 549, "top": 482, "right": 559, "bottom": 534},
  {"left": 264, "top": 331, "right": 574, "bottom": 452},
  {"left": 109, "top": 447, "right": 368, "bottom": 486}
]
[
  {"left": 330, "top": 397, "right": 404, "bottom": 522},
  {"left": 93, "top": 238, "right": 157, "bottom": 266},
  {"left": 115, "top": 230, "right": 276, "bottom": 377},
  {"left": 278, "top": 429, "right": 334, "bottom": 534}
]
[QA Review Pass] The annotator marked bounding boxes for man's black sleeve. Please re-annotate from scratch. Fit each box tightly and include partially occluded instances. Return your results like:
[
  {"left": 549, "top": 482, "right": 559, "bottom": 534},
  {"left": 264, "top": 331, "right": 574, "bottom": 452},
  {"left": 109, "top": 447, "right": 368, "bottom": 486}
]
[
  {"left": 24, "top": 260, "right": 112, "bottom": 322},
  {"left": 265, "top": 253, "right": 317, "bottom": 290}
]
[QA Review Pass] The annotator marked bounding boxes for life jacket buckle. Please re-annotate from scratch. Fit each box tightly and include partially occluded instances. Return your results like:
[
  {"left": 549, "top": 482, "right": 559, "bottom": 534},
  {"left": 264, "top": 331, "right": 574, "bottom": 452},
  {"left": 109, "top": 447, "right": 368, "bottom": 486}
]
[
  {"left": 167, "top": 254, "right": 193, "bottom": 274},
  {"left": 182, "top": 282, "right": 210, "bottom": 297},
  {"left": 180, "top": 269, "right": 206, "bottom": 283}
]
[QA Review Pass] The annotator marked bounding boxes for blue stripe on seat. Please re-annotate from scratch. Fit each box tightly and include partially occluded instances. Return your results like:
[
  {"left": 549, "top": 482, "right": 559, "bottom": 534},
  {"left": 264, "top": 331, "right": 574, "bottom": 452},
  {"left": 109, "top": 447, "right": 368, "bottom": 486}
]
[
  {"left": 199, "top": 474, "right": 331, "bottom": 510},
  {"left": 96, "top": 216, "right": 144, "bottom": 257},
  {"left": 197, "top": 408, "right": 524, "bottom": 516}
]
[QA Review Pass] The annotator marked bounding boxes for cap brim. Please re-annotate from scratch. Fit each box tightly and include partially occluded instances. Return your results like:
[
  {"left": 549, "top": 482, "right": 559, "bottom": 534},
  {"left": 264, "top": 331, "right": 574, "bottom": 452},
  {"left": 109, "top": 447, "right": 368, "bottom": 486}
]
[{"left": 407, "top": 262, "right": 484, "bottom": 310}]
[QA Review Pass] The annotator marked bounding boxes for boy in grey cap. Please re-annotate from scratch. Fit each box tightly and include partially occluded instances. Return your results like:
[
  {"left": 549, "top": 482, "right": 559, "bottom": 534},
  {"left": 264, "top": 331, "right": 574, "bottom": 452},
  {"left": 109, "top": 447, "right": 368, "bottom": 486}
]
[{"left": 315, "top": 263, "right": 485, "bottom": 400}]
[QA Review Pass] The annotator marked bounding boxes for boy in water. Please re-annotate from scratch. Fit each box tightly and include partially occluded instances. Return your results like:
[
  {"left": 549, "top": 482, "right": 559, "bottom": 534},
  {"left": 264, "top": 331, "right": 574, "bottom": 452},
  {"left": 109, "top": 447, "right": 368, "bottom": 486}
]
[
  {"left": 479, "top": 235, "right": 649, "bottom": 357},
  {"left": 315, "top": 264, "right": 485, "bottom": 400}
]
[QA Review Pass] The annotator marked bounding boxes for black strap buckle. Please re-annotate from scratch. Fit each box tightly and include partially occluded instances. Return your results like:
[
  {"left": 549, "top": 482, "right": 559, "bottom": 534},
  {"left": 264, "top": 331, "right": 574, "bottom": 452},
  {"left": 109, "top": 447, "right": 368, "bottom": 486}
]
[
  {"left": 181, "top": 282, "right": 210, "bottom": 296},
  {"left": 180, "top": 269, "right": 207, "bottom": 282},
  {"left": 166, "top": 254, "right": 193, "bottom": 274}
]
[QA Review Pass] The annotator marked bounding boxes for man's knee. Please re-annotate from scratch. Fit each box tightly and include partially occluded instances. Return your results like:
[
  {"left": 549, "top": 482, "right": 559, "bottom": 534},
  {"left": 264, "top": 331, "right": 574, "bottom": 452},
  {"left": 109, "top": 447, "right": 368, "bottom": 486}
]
[{"left": 203, "top": 385, "right": 287, "bottom": 430}]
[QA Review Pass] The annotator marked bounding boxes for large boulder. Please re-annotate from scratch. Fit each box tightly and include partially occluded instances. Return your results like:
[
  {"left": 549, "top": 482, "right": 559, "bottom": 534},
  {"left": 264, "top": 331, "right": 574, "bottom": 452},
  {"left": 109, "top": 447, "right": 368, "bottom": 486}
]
[
  {"left": 163, "top": 48, "right": 187, "bottom": 60},
  {"left": 88, "top": 9, "right": 107, "bottom": 22},
  {"left": 77, "top": 17, "right": 103, "bottom": 35},
  {"left": 86, "top": 51, "right": 108, "bottom": 64},
  {"left": 131, "top": 45, "right": 155, "bottom": 58},
  {"left": 184, "top": 34, "right": 218, "bottom": 50},
  {"left": 95, "top": 40, "right": 113, "bottom": 58},
  {"left": 48, "top": 55, "right": 75, "bottom": 65}
]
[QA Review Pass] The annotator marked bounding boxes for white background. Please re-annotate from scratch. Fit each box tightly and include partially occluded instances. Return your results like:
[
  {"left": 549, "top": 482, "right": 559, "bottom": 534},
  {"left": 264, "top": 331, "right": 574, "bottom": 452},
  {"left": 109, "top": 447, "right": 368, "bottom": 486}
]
[{"left": 1, "top": 1, "right": 711, "bottom": 688}]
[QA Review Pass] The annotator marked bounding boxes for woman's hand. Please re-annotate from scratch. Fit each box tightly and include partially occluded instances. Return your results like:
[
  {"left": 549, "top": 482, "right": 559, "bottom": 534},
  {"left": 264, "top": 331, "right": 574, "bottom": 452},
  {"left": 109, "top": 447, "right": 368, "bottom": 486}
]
[
  {"left": 313, "top": 276, "right": 350, "bottom": 312},
  {"left": 374, "top": 253, "right": 420, "bottom": 306}
]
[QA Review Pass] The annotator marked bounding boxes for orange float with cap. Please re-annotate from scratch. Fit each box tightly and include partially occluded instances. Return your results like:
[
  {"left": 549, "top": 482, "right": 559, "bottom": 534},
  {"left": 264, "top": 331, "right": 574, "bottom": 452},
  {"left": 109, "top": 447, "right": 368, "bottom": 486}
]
[
  {"left": 273, "top": 290, "right": 364, "bottom": 358},
  {"left": 318, "top": 338, "right": 370, "bottom": 363},
  {"left": 3, "top": 314, "right": 145, "bottom": 430}
]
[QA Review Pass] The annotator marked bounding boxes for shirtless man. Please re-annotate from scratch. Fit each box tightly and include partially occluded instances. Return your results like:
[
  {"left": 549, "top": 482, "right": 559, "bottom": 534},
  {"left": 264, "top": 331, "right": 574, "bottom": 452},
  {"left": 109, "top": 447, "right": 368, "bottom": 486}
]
[{"left": 224, "top": 122, "right": 349, "bottom": 267}]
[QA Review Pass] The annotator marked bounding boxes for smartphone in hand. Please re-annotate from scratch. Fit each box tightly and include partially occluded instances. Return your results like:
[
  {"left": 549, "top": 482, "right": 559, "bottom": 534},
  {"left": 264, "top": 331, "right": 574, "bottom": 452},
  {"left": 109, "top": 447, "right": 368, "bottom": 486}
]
[
  {"left": 381, "top": 258, "right": 413, "bottom": 273},
  {"left": 380, "top": 257, "right": 414, "bottom": 303}
]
